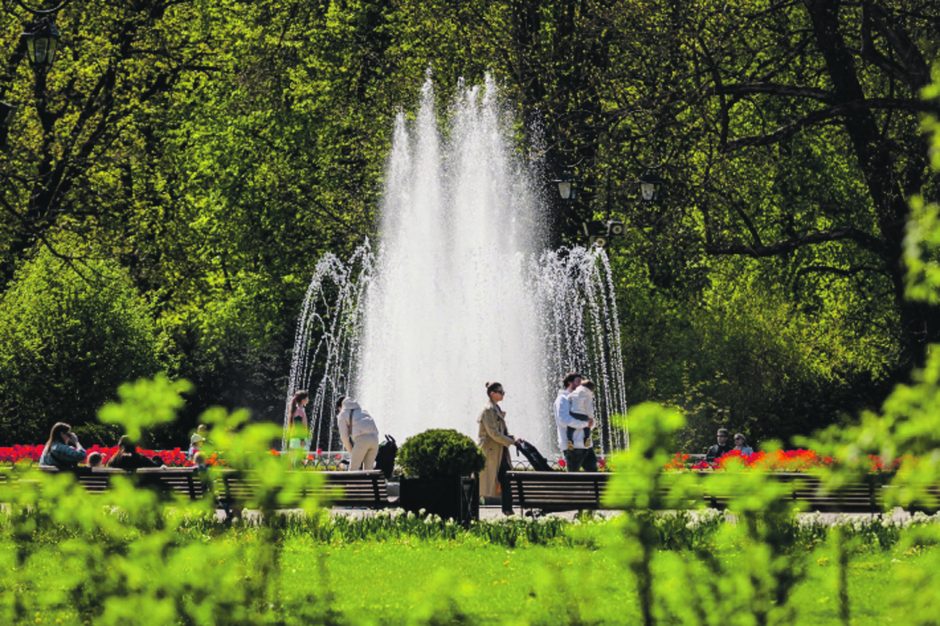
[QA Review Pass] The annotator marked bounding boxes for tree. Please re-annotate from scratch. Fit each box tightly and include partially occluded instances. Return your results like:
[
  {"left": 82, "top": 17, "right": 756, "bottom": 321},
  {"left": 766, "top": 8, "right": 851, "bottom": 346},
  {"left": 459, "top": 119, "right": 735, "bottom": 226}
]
[{"left": 0, "top": 242, "right": 161, "bottom": 442}]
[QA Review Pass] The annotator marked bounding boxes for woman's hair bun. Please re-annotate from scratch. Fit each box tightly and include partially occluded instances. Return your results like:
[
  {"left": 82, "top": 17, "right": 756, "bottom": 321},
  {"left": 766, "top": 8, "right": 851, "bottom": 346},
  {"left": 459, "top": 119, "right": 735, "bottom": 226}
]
[{"left": 484, "top": 381, "right": 491, "bottom": 388}]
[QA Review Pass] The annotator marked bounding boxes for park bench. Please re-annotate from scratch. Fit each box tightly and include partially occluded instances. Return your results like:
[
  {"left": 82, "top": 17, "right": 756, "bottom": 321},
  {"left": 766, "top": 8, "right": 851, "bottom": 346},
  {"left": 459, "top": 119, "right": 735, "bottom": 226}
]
[
  {"left": 214, "top": 469, "right": 390, "bottom": 518},
  {"left": 702, "top": 472, "right": 889, "bottom": 513},
  {"left": 135, "top": 467, "right": 208, "bottom": 500},
  {"left": 506, "top": 471, "right": 932, "bottom": 515},
  {"left": 35, "top": 467, "right": 207, "bottom": 499},
  {"left": 507, "top": 471, "right": 610, "bottom": 513}
]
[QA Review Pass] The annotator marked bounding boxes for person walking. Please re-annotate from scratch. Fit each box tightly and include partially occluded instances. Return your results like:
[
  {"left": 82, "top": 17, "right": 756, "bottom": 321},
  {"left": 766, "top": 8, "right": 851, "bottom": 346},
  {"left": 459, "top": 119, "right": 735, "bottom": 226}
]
[
  {"left": 39, "top": 422, "right": 86, "bottom": 469},
  {"left": 336, "top": 397, "right": 380, "bottom": 471},
  {"left": 288, "top": 390, "right": 310, "bottom": 452},
  {"left": 478, "top": 381, "right": 518, "bottom": 515},
  {"left": 567, "top": 380, "right": 598, "bottom": 471}
]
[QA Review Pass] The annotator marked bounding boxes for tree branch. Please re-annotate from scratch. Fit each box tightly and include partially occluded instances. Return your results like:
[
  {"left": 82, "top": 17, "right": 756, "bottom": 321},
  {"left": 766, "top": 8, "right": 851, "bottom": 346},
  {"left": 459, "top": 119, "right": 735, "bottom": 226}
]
[
  {"left": 796, "top": 263, "right": 887, "bottom": 278},
  {"left": 713, "top": 82, "right": 832, "bottom": 101},
  {"left": 705, "top": 226, "right": 887, "bottom": 257},
  {"left": 723, "top": 97, "right": 940, "bottom": 151}
]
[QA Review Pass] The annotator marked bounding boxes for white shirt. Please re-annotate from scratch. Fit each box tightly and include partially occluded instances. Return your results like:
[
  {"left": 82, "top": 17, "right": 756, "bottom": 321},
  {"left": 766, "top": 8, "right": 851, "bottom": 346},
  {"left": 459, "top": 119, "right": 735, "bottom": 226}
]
[
  {"left": 336, "top": 398, "right": 379, "bottom": 452},
  {"left": 569, "top": 386, "right": 595, "bottom": 419},
  {"left": 568, "top": 386, "right": 595, "bottom": 449},
  {"left": 553, "top": 389, "right": 589, "bottom": 450}
]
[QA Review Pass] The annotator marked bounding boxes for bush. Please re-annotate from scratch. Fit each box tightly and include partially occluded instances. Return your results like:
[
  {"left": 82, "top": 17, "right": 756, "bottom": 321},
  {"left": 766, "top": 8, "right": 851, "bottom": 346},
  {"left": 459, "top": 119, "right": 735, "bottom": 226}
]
[
  {"left": 397, "top": 429, "right": 485, "bottom": 479},
  {"left": 0, "top": 246, "right": 162, "bottom": 443}
]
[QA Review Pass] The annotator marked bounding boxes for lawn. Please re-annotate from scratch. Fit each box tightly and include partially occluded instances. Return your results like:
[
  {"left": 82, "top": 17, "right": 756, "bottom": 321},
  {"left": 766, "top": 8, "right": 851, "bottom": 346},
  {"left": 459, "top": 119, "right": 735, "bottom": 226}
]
[
  {"left": 276, "top": 536, "right": 921, "bottom": 625},
  {"left": 3, "top": 530, "right": 940, "bottom": 625}
]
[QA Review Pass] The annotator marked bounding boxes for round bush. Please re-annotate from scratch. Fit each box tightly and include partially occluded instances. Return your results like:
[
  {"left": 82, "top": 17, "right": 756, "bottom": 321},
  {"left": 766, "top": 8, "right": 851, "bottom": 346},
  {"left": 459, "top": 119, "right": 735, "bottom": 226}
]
[
  {"left": 0, "top": 246, "right": 161, "bottom": 443},
  {"left": 398, "top": 429, "right": 485, "bottom": 479}
]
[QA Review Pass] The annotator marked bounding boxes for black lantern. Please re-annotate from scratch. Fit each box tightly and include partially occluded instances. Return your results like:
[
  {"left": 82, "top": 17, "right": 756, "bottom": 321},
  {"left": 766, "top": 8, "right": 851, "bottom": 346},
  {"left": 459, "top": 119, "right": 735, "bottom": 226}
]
[
  {"left": 552, "top": 174, "right": 577, "bottom": 201},
  {"left": 23, "top": 17, "right": 60, "bottom": 71},
  {"left": 638, "top": 171, "right": 665, "bottom": 203}
]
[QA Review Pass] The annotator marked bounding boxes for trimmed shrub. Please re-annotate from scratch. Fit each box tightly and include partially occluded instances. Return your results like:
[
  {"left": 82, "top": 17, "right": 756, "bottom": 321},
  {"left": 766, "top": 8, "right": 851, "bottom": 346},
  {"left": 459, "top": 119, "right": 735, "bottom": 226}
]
[{"left": 398, "top": 428, "right": 485, "bottom": 478}]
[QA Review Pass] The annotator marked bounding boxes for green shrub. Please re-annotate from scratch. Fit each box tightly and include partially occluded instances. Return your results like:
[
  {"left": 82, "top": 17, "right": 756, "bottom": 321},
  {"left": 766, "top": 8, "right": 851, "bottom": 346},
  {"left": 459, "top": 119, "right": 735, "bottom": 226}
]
[
  {"left": 397, "top": 429, "right": 485, "bottom": 479},
  {"left": 0, "top": 246, "right": 162, "bottom": 443}
]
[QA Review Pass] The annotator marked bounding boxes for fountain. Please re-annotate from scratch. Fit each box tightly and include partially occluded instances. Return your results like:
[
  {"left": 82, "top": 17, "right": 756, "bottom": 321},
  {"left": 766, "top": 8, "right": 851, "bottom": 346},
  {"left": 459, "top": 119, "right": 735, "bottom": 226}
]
[{"left": 284, "top": 76, "right": 628, "bottom": 456}]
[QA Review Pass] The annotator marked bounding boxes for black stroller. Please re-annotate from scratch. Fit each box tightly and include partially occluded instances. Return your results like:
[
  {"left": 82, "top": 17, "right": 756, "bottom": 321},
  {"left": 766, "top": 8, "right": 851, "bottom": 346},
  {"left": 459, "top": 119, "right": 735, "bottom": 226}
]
[{"left": 514, "top": 439, "right": 553, "bottom": 472}]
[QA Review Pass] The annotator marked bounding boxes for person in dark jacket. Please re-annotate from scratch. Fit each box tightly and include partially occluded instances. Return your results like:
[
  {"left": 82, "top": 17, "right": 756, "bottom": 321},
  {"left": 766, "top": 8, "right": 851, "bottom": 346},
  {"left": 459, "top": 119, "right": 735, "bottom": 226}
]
[
  {"left": 39, "top": 422, "right": 86, "bottom": 469},
  {"left": 705, "top": 428, "right": 733, "bottom": 462},
  {"left": 107, "top": 436, "right": 160, "bottom": 470}
]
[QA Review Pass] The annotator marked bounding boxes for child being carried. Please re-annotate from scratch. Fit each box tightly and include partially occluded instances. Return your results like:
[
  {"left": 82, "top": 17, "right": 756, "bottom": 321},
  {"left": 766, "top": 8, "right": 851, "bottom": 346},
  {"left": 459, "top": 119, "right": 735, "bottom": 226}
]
[{"left": 567, "top": 380, "right": 596, "bottom": 449}]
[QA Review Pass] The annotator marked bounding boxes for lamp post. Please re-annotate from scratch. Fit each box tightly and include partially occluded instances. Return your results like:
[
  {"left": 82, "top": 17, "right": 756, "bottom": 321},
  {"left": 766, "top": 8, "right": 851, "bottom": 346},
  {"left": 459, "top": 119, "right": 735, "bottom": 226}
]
[
  {"left": 552, "top": 173, "right": 577, "bottom": 201},
  {"left": 4, "top": 1, "right": 70, "bottom": 135},
  {"left": 22, "top": 15, "right": 60, "bottom": 72},
  {"left": 638, "top": 170, "right": 665, "bottom": 203},
  {"left": 562, "top": 169, "right": 667, "bottom": 247}
]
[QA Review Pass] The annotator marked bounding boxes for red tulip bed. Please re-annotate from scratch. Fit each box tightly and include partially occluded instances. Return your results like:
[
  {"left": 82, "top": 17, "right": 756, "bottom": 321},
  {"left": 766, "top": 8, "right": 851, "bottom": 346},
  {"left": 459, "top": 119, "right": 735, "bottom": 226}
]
[
  {"left": 0, "top": 445, "right": 347, "bottom": 468},
  {"left": 664, "top": 448, "right": 897, "bottom": 473},
  {"left": 0, "top": 444, "right": 215, "bottom": 467},
  {"left": 3, "top": 444, "right": 894, "bottom": 474}
]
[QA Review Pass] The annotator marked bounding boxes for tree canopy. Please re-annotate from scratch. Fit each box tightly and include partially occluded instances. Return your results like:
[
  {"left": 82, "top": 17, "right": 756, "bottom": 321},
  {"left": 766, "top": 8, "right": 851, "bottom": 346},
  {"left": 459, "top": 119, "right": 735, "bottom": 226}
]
[{"left": 0, "top": 0, "right": 937, "bottom": 448}]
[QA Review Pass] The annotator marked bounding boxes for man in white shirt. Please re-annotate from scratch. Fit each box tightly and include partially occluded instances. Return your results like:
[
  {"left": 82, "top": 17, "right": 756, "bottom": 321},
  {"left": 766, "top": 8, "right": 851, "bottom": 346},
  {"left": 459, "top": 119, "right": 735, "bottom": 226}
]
[
  {"left": 553, "top": 372, "right": 593, "bottom": 471},
  {"left": 567, "top": 380, "right": 598, "bottom": 471}
]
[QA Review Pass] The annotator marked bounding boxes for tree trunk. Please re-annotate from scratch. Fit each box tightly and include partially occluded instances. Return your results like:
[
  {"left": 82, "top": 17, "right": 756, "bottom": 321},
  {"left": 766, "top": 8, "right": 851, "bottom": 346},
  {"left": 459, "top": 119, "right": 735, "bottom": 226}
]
[{"left": 805, "top": 0, "right": 938, "bottom": 369}]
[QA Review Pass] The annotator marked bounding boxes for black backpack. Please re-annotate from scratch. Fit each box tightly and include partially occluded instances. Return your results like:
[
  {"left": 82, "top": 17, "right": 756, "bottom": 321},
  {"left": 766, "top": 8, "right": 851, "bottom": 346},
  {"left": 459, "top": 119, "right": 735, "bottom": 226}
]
[
  {"left": 514, "top": 439, "right": 553, "bottom": 472},
  {"left": 373, "top": 435, "right": 398, "bottom": 479}
]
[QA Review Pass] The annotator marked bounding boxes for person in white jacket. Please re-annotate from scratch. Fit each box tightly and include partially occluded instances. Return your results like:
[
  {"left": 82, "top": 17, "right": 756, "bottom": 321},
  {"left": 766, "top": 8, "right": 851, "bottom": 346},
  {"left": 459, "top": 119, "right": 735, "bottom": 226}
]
[
  {"left": 553, "top": 371, "right": 590, "bottom": 453},
  {"left": 335, "top": 397, "right": 380, "bottom": 471},
  {"left": 566, "top": 380, "right": 598, "bottom": 472}
]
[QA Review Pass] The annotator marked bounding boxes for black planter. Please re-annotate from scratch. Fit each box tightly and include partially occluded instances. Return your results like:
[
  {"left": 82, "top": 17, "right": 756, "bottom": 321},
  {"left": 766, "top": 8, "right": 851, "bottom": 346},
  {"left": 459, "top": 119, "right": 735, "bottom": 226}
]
[{"left": 399, "top": 475, "right": 479, "bottom": 526}]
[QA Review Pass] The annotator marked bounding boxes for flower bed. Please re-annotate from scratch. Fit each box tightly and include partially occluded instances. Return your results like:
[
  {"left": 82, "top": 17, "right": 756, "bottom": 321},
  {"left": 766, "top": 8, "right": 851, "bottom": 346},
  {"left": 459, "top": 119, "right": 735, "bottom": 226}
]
[
  {"left": 0, "top": 444, "right": 217, "bottom": 467},
  {"left": 665, "top": 448, "right": 897, "bottom": 473}
]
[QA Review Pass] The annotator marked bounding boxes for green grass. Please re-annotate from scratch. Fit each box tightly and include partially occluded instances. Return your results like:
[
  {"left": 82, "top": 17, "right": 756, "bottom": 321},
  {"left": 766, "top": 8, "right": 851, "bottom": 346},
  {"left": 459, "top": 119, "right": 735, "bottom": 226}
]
[
  {"left": 275, "top": 537, "right": 929, "bottom": 625},
  {"left": 9, "top": 527, "right": 932, "bottom": 625}
]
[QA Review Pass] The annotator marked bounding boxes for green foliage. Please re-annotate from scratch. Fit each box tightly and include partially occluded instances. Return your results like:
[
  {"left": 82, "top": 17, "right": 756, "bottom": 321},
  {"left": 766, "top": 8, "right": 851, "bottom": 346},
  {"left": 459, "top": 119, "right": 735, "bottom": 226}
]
[
  {"left": 398, "top": 428, "right": 485, "bottom": 479},
  {"left": 905, "top": 64, "right": 940, "bottom": 305},
  {"left": 0, "top": 0, "right": 934, "bottom": 444},
  {"left": 0, "top": 245, "right": 161, "bottom": 443}
]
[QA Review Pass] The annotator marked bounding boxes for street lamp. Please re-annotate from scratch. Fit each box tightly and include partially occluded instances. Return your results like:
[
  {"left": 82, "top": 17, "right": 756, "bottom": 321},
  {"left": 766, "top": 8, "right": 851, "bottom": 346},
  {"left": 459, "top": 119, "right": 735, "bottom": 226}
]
[
  {"left": 638, "top": 170, "right": 665, "bottom": 203},
  {"left": 22, "top": 16, "right": 60, "bottom": 71},
  {"left": 563, "top": 169, "right": 667, "bottom": 247},
  {"left": 552, "top": 173, "right": 577, "bottom": 201}
]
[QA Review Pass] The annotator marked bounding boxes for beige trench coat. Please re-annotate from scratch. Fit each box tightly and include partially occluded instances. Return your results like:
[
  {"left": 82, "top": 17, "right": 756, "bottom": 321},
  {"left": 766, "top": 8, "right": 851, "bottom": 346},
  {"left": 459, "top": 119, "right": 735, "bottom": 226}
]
[{"left": 477, "top": 402, "right": 515, "bottom": 498}]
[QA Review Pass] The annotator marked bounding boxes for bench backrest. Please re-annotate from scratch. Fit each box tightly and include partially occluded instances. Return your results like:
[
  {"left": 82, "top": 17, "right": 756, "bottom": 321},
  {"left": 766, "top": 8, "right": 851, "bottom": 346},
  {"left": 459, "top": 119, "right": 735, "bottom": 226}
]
[
  {"left": 215, "top": 470, "right": 388, "bottom": 509},
  {"left": 507, "top": 471, "right": 909, "bottom": 513},
  {"left": 136, "top": 467, "right": 207, "bottom": 500},
  {"left": 507, "top": 471, "right": 609, "bottom": 512}
]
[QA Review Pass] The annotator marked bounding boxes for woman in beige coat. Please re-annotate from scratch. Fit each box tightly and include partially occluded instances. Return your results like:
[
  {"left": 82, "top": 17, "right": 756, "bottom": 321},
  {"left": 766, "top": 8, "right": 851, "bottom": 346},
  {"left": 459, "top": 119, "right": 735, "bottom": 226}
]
[{"left": 478, "top": 381, "right": 518, "bottom": 515}]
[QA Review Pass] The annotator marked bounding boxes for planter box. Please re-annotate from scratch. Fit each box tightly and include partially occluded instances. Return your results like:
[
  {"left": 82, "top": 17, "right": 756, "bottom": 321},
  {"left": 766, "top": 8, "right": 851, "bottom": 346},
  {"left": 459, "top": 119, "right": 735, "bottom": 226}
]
[{"left": 399, "top": 475, "right": 479, "bottom": 526}]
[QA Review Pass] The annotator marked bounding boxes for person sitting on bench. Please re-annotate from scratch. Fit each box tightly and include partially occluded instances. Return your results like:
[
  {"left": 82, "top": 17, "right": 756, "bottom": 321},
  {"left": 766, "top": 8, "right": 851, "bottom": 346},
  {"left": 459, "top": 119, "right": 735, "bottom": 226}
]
[{"left": 39, "top": 422, "right": 86, "bottom": 470}]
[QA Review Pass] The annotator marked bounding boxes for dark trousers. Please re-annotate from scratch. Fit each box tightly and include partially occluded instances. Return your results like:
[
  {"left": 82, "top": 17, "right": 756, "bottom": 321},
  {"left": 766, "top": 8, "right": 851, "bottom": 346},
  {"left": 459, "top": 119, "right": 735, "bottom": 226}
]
[
  {"left": 564, "top": 448, "right": 598, "bottom": 472},
  {"left": 497, "top": 453, "right": 513, "bottom": 513}
]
